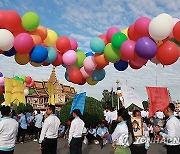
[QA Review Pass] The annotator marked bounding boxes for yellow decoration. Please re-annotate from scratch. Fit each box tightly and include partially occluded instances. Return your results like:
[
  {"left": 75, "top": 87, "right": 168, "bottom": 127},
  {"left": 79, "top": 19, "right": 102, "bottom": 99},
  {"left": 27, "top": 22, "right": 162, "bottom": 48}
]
[
  {"left": 86, "top": 77, "right": 98, "bottom": 85},
  {"left": 4, "top": 78, "right": 26, "bottom": 105},
  {"left": 44, "top": 29, "right": 58, "bottom": 47},
  {"left": 121, "top": 28, "right": 129, "bottom": 39},
  {"left": 47, "top": 82, "right": 55, "bottom": 105}
]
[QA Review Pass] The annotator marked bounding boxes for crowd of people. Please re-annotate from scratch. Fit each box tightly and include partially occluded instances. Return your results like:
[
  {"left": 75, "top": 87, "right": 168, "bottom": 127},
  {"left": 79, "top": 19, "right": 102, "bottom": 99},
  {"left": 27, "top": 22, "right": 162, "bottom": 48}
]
[{"left": 0, "top": 103, "right": 180, "bottom": 154}]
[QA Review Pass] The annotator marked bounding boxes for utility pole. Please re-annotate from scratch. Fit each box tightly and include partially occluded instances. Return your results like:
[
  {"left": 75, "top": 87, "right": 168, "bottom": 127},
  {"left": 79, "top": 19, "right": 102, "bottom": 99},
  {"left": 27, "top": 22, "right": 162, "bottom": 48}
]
[
  {"left": 116, "top": 80, "right": 120, "bottom": 110},
  {"left": 111, "top": 85, "right": 114, "bottom": 107}
]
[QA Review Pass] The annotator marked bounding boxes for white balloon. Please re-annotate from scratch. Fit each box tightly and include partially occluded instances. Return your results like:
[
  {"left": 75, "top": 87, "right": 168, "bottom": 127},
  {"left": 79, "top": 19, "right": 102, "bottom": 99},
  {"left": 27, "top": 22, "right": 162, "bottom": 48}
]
[
  {"left": 24, "top": 88, "right": 29, "bottom": 96},
  {"left": 157, "top": 13, "right": 173, "bottom": 24},
  {"left": 149, "top": 16, "right": 173, "bottom": 40},
  {"left": 0, "top": 29, "right": 14, "bottom": 51}
]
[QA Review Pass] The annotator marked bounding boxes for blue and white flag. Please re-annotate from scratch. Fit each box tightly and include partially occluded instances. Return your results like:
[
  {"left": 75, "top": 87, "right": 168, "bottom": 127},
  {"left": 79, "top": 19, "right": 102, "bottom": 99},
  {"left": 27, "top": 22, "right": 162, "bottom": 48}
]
[{"left": 70, "top": 92, "right": 86, "bottom": 115}]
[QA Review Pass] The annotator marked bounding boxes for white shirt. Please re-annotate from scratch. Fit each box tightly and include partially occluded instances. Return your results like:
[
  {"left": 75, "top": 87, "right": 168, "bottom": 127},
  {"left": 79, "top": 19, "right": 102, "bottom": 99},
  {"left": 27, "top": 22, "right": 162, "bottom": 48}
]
[
  {"left": 110, "top": 110, "right": 118, "bottom": 123},
  {"left": 104, "top": 111, "right": 111, "bottom": 123},
  {"left": 0, "top": 117, "right": 18, "bottom": 151},
  {"left": 156, "top": 111, "right": 164, "bottom": 119},
  {"left": 112, "top": 121, "right": 130, "bottom": 147},
  {"left": 148, "top": 125, "right": 154, "bottom": 134},
  {"left": 141, "top": 111, "right": 148, "bottom": 118},
  {"left": 39, "top": 114, "right": 60, "bottom": 143},
  {"left": 68, "top": 117, "right": 85, "bottom": 143},
  {"left": 35, "top": 114, "right": 43, "bottom": 128},
  {"left": 88, "top": 129, "right": 97, "bottom": 137},
  {"left": 160, "top": 115, "right": 180, "bottom": 146}
]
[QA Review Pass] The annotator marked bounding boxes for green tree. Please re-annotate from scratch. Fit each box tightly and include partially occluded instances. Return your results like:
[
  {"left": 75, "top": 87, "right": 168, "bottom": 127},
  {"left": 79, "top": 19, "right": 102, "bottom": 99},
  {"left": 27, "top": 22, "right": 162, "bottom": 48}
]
[
  {"left": 12, "top": 103, "right": 33, "bottom": 114},
  {"left": 60, "top": 97, "right": 104, "bottom": 127}
]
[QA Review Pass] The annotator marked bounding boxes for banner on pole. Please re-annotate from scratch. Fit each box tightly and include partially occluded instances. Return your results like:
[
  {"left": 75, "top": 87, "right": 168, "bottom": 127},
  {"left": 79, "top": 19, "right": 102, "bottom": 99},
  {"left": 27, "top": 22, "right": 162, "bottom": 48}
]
[
  {"left": 47, "top": 82, "right": 55, "bottom": 105},
  {"left": 70, "top": 92, "right": 86, "bottom": 115},
  {"left": 146, "top": 87, "right": 170, "bottom": 118}
]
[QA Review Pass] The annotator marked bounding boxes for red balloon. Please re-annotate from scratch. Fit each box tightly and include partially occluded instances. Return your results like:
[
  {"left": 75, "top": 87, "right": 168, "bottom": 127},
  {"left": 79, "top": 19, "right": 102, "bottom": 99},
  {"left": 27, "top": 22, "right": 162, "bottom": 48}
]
[
  {"left": 52, "top": 52, "right": 63, "bottom": 66},
  {"left": 129, "top": 61, "right": 142, "bottom": 69},
  {"left": 69, "top": 69, "right": 83, "bottom": 84},
  {"left": 30, "top": 80, "right": 35, "bottom": 87},
  {"left": 4, "top": 10, "right": 21, "bottom": 33},
  {"left": 156, "top": 41, "right": 179, "bottom": 65},
  {"left": 79, "top": 78, "right": 86, "bottom": 85},
  {"left": 0, "top": 87, "right": 3, "bottom": 95},
  {"left": 0, "top": 50, "right": 4, "bottom": 54},
  {"left": 98, "top": 34, "right": 108, "bottom": 45},
  {"left": 94, "top": 53, "right": 109, "bottom": 70},
  {"left": 173, "top": 21, "right": 180, "bottom": 42},
  {"left": 128, "top": 24, "right": 142, "bottom": 41},
  {"left": 13, "top": 24, "right": 26, "bottom": 37},
  {"left": 0, "top": 10, "right": 7, "bottom": 28},
  {"left": 130, "top": 55, "right": 148, "bottom": 67},
  {"left": 56, "top": 36, "right": 71, "bottom": 53},
  {"left": 25, "top": 76, "right": 32, "bottom": 85},
  {"left": 42, "top": 62, "right": 50, "bottom": 66}
]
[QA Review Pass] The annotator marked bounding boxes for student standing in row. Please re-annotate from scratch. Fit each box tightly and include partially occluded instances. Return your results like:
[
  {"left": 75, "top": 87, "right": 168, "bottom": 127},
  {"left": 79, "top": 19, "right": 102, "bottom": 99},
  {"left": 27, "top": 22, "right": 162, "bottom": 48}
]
[
  {"left": 34, "top": 109, "right": 43, "bottom": 141},
  {"left": 68, "top": 109, "right": 85, "bottom": 154},
  {"left": 38, "top": 105, "right": 60, "bottom": 154},
  {"left": 0, "top": 106, "right": 18, "bottom": 154}
]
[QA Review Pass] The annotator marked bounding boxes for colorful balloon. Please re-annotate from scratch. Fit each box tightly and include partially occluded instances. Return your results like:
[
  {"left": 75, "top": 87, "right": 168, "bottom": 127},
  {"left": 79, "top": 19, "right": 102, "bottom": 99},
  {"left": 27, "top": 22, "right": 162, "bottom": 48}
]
[
  {"left": 130, "top": 56, "right": 148, "bottom": 67},
  {"left": 83, "top": 56, "right": 97, "bottom": 72},
  {"left": 85, "top": 52, "right": 94, "bottom": 57},
  {"left": 29, "top": 89, "right": 34, "bottom": 95},
  {"left": 135, "top": 37, "right": 157, "bottom": 59},
  {"left": 52, "top": 52, "right": 63, "bottom": 66},
  {"left": 3, "top": 47, "right": 16, "bottom": 57},
  {"left": 80, "top": 67, "right": 92, "bottom": 79},
  {"left": 30, "top": 45, "right": 48, "bottom": 63},
  {"left": 56, "top": 36, "right": 71, "bottom": 53},
  {"left": 128, "top": 24, "right": 141, "bottom": 41},
  {"left": 25, "top": 76, "right": 32, "bottom": 85},
  {"left": 30, "top": 34, "right": 42, "bottom": 45},
  {"left": 129, "top": 61, "right": 142, "bottom": 70},
  {"left": 44, "top": 29, "right": 58, "bottom": 46},
  {"left": 30, "top": 61, "right": 42, "bottom": 67},
  {"left": 0, "top": 72, "right": 3, "bottom": 77},
  {"left": 114, "top": 60, "right": 128, "bottom": 71},
  {"left": 15, "top": 53, "right": 29, "bottom": 65},
  {"left": 92, "top": 69, "right": 106, "bottom": 81},
  {"left": 62, "top": 50, "right": 77, "bottom": 66},
  {"left": 106, "top": 27, "right": 120, "bottom": 43},
  {"left": 111, "top": 32, "right": 128, "bottom": 49},
  {"left": 0, "top": 29, "right": 14, "bottom": 51},
  {"left": 86, "top": 77, "right": 98, "bottom": 85},
  {"left": 75, "top": 51, "right": 86, "bottom": 67},
  {"left": 22, "top": 12, "right": 40, "bottom": 31},
  {"left": 30, "top": 26, "right": 47, "bottom": 41},
  {"left": 0, "top": 77, "right": 4, "bottom": 85},
  {"left": 65, "top": 72, "right": 70, "bottom": 82},
  {"left": 156, "top": 41, "right": 179, "bottom": 65},
  {"left": 90, "top": 37, "right": 105, "bottom": 53},
  {"left": 151, "top": 56, "right": 160, "bottom": 65},
  {"left": 24, "top": 88, "right": 29, "bottom": 96},
  {"left": 70, "top": 38, "right": 78, "bottom": 51},
  {"left": 0, "top": 87, "right": 3, "bottom": 95},
  {"left": 45, "top": 47, "right": 57, "bottom": 63},
  {"left": 121, "top": 28, "right": 129, "bottom": 38},
  {"left": 104, "top": 43, "right": 121, "bottom": 62},
  {"left": 98, "top": 34, "right": 108, "bottom": 45},
  {"left": 173, "top": 21, "right": 180, "bottom": 42},
  {"left": 94, "top": 53, "right": 109, "bottom": 70},
  {"left": 69, "top": 69, "right": 84, "bottom": 84}
]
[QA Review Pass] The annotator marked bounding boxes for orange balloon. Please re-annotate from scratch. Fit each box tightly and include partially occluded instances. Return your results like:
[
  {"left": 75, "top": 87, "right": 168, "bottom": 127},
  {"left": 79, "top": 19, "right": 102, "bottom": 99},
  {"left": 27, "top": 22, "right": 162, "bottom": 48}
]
[
  {"left": 30, "top": 61, "right": 42, "bottom": 67},
  {"left": 30, "top": 34, "right": 42, "bottom": 45},
  {"left": 30, "top": 26, "right": 47, "bottom": 41},
  {"left": 15, "top": 53, "right": 29, "bottom": 65},
  {"left": 94, "top": 53, "right": 109, "bottom": 70}
]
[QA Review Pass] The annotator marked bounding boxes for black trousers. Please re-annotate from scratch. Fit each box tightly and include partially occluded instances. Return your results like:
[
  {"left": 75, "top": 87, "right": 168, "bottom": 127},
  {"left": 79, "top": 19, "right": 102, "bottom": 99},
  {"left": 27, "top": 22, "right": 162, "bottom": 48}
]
[
  {"left": 17, "top": 128, "right": 27, "bottom": 142},
  {"left": 70, "top": 137, "right": 83, "bottom": 154},
  {"left": 130, "top": 144, "right": 147, "bottom": 154},
  {"left": 96, "top": 135, "right": 103, "bottom": 149},
  {"left": 86, "top": 133, "right": 97, "bottom": 143},
  {"left": 42, "top": 138, "right": 57, "bottom": 154},
  {"left": 0, "top": 150, "right": 14, "bottom": 154},
  {"left": 34, "top": 127, "right": 42, "bottom": 139},
  {"left": 166, "top": 145, "right": 180, "bottom": 154}
]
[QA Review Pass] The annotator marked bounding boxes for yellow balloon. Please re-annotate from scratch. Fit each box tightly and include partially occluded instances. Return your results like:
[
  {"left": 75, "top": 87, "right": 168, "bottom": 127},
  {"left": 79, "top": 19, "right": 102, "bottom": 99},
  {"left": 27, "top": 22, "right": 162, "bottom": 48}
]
[
  {"left": 14, "top": 53, "right": 29, "bottom": 65},
  {"left": 30, "top": 61, "right": 42, "bottom": 67},
  {"left": 86, "top": 77, "right": 98, "bottom": 85},
  {"left": 121, "top": 28, "right": 129, "bottom": 39},
  {"left": 44, "top": 29, "right": 58, "bottom": 47}
]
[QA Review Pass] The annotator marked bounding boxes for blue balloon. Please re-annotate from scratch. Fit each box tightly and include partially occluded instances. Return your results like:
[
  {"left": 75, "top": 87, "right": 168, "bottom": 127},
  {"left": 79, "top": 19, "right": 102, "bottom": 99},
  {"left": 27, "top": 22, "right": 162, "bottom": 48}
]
[
  {"left": 65, "top": 72, "right": 70, "bottom": 82},
  {"left": 90, "top": 37, "right": 105, "bottom": 53},
  {"left": 45, "top": 47, "right": 57, "bottom": 63},
  {"left": 114, "top": 60, "right": 128, "bottom": 71},
  {"left": 3, "top": 47, "right": 16, "bottom": 57},
  {"left": 85, "top": 52, "right": 94, "bottom": 57},
  {"left": 92, "top": 69, "right": 106, "bottom": 81},
  {"left": 30, "top": 46, "right": 48, "bottom": 63}
]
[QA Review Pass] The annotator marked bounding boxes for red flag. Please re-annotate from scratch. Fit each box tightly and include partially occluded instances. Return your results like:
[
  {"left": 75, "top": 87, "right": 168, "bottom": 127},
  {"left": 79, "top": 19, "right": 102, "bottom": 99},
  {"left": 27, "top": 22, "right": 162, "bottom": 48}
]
[{"left": 146, "top": 87, "right": 170, "bottom": 118}]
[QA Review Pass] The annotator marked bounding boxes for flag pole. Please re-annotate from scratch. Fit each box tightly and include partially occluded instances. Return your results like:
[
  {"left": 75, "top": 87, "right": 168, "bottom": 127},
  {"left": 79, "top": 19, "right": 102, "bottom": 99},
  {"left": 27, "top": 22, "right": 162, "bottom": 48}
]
[
  {"left": 116, "top": 80, "right": 120, "bottom": 110},
  {"left": 111, "top": 86, "right": 114, "bottom": 107}
]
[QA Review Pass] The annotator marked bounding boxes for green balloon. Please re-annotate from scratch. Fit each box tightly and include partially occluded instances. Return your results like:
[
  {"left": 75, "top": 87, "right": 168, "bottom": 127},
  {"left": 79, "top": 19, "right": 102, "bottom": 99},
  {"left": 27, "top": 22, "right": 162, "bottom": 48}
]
[
  {"left": 75, "top": 49, "right": 82, "bottom": 52},
  {"left": 22, "top": 12, "right": 40, "bottom": 31},
  {"left": 75, "top": 51, "right": 86, "bottom": 67},
  {"left": 169, "top": 38, "right": 180, "bottom": 47},
  {"left": 18, "top": 78, "right": 25, "bottom": 84},
  {"left": 14, "top": 76, "right": 19, "bottom": 80},
  {"left": 112, "top": 32, "right": 128, "bottom": 49},
  {"left": 104, "top": 43, "right": 121, "bottom": 62},
  {"left": 21, "top": 76, "right": 26, "bottom": 82},
  {"left": 29, "top": 89, "right": 34, "bottom": 95}
]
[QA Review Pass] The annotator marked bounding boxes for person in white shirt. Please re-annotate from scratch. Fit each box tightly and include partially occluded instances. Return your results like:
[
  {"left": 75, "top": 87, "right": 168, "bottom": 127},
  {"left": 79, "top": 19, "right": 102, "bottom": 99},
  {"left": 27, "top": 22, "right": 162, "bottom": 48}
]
[
  {"left": 38, "top": 105, "right": 60, "bottom": 154},
  {"left": 141, "top": 110, "right": 148, "bottom": 118},
  {"left": 130, "top": 110, "right": 150, "bottom": 154},
  {"left": 0, "top": 106, "right": 18, "bottom": 154},
  {"left": 34, "top": 109, "right": 43, "bottom": 141},
  {"left": 154, "top": 103, "right": 180, "bottom": 154},
  {"left": 86, "top": 126, "right": 97, "bottom": 144},
  {"left": 156, "top": 111, "right": 164, "bottom": 119},
  {"left": 104, "top": 108, "right": 111, "bottom": 123},
  {"left": 112, "top": 107, "right": 134, "bottom": 154},
  {"left": 147, "top": 123, "right": 154, "bottom": 141},
  {"left": 68, "top": 109, "right": 85, "bottom": 154},
  {"left": 110, "top": 108, "right": 118, "bottom": 133}
]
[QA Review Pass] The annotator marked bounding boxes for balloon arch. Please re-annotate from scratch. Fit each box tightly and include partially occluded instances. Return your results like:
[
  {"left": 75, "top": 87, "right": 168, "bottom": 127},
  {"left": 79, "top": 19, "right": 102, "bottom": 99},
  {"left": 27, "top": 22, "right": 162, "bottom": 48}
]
[{"left": 0, "top": 10, "right": 179, "bottom": 85}]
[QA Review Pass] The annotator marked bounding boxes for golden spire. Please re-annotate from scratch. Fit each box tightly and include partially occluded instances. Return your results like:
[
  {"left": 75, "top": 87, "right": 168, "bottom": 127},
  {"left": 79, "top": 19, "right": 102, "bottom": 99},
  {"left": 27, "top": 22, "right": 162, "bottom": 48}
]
[{"left": 48, "top": 66, "right": 57, "bottom": 84}]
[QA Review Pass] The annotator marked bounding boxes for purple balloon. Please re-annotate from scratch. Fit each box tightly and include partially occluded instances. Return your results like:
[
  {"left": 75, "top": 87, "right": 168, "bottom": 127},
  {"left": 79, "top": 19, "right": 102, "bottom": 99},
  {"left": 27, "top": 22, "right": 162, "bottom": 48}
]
[
  {"left": 135, "top": 37, "right": 157, "bottom": 59},
  {"left": 0, "top": 72, "right": 3, "bottom": 77}
]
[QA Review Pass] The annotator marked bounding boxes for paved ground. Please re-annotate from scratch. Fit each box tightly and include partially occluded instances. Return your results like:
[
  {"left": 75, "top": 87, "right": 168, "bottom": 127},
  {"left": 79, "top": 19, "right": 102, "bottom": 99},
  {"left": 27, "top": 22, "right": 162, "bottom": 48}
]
[{"left": 14, "top": 138, "right": 166, "bottom": 154}]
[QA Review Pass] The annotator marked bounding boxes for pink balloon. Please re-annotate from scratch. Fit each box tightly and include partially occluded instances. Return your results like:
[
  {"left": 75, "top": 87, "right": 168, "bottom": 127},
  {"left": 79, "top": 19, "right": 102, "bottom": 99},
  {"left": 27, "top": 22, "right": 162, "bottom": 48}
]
[
  {"left": 0, "top": 77, "right": 4, "bottom": 84},
  {"left": 80, "top": 67, "right": 92, "bottom": 79},
  {"left": 70, "top": 38, "right": 78, "bottom": 51},
  {"left": 130, "top": 56, "right": 148, "bottom": 67},
  {"left": 106, "top": 27, "right": 120, "bottom": 43},
  {"left": 134, "top": 17, "right": 151, "bottom": 36},
  {"left": 24, "top": 88, "right": 29, "bottom": 96},
  {"left": 14, "top": 33, "right": 34, "bottom": 54},
  {"left": 151, "top": 56, "right": 160, "bottom": 65},
  {"left": 120, "top": 40, "right": 136, "bottom": 60},
  {"left": 169, "top": 18, "right": 180, "bottom": 38},
  {"left": 62, "top": 50, "right": 77, "bottom": 66},
  {"left": 83, "top": 56, "right": 97, "bottom": 72}
]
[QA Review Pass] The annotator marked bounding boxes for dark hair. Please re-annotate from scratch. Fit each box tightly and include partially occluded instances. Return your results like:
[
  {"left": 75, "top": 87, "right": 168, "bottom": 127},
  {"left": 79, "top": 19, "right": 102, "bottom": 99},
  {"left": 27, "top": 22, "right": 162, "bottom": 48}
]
[
  {"left": 168, "top": 103, "right": 175, "bottom": 112},
  {"left": 72, "top": 109, "right": 82, "bottom": 117},
  {"left": 133, "top": 110, "right": 141, "bottom": 117},
  {"left": 48, "top": 105, "right": 55, "bottom": 113},
  {"left": 0, "top": 106, "right": 11, "bottom": 116},
  {"left": 37, "top": 109, "right": 40, "bottom": 114},
  {"left": 11, "top": 110, "right": 16, "bottom": 118},
  {"left": 118, "top": 107, "right": 135, "bottom": 142}
]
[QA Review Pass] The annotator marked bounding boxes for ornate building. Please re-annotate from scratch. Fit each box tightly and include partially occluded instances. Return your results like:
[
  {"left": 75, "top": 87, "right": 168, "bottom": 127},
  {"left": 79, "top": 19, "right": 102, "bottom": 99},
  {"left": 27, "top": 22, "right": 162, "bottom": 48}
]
[{"left": 26, "top": 67, "right": 76, "bottom": 110}]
